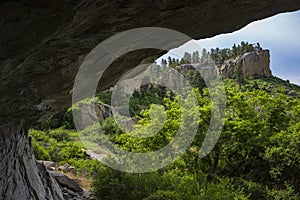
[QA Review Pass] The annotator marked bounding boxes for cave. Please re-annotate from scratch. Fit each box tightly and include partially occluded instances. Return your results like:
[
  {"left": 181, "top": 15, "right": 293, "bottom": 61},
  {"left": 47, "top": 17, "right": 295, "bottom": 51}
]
[{"left": 1, "top": 0, "right": 300, "bottom": 199}]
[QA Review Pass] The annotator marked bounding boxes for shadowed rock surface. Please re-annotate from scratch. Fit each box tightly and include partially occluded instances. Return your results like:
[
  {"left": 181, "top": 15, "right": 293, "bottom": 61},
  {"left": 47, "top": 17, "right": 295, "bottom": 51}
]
[
  {"left": 0, "top": 121, "right": 64, "bottom": 200},
  {"left": 1, "top": 0, "right": 300, "bottom": 125},
  {"left": 1, "top": 1, "right": 300, "bottom": 200}
]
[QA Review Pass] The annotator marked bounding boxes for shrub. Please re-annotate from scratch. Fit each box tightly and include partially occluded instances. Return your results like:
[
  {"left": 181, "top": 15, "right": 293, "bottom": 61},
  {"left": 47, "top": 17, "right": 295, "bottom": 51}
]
[
  {"left": 32, "top": 141, "right": 51, "bottom": 161},
  {"left": 143, "top": 190, "right": 180, "bottom": 200}
]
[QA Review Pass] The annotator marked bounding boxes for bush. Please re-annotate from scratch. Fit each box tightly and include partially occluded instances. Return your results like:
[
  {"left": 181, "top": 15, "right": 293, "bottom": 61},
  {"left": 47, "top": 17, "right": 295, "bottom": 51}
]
[
  {"left": 48, "top": 128, "right": 70, "bottom": 142},
  {"left": 32, "top": 141, "right": 51, "bottom": 160},
  {"left": 93, "top": 167, "right": 248, "bottom": 200},
  {"left": 143, "top": 190, "right": 180, "bottom": 200}
]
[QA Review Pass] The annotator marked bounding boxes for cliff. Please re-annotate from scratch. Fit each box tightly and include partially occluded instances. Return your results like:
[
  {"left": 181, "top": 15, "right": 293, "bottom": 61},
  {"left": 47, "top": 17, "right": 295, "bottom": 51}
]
[
  {"left": 219, "top": 50, "right": 272, "bottom": 79},
  {"left": 177, "top": 50, "right": 272, "bottom": 81}
]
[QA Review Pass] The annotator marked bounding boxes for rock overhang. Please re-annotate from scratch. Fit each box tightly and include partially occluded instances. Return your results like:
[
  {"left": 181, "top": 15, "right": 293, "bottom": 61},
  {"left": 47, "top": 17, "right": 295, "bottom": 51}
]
[{"left": 1, "top": 0, "right": 300, "bottom": 126}]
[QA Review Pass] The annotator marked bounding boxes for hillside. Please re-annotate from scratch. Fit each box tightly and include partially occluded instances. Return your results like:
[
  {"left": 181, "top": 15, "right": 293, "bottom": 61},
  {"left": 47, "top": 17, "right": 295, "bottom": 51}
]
[
  {"left": 30, "top": 70, "right": 300, "bottom": 199},
  {"left": 28, "top": 41, "right": 299, "bottom": 200}
]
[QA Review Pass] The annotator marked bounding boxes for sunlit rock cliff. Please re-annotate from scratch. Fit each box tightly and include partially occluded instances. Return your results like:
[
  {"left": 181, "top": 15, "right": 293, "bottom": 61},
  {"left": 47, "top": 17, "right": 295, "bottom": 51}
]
[{"left": 219, "top": 50, "right": 272, "bottom": 78}]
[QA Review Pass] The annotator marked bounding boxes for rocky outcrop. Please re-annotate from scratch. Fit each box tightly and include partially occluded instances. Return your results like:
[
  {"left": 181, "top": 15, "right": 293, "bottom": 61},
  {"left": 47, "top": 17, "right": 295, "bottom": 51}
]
[
  {"left": 60, "top": 187, "right": 96, "bottom": 200},
  {"left": 37, "top": 160, "right": 56, "bottom": 171},
  {"left": 49, "top": 172, "right": 83, "bottom": 193},
  {"left": 0, "top": 121, "right": 64, "bottom": 200},
  {"left": 48, "top": 170, "right": 96, "bottom": 200},
  {"left": 58, "top": 163, "right": 76, "bottom": 173},
  {"left": 243, "top": 50, "right": 272, "bottom": 77},
  {"left": 50, "top": 171, "right": 96, "bottom": 200},
  {"left": 74, "top": 102, "right": 112, "bottom": 129},
  {"left": 173, "top": 50, "right": 272, "bottom": 81},
  {"left": 38, "top": 161, "right": 96, "bottom": 200},
  {"left": 0, "top": 121, "right": 96, "bottom": 200},
  {"left": 219, "top": 50, "right": 272, "bottom": 79}
]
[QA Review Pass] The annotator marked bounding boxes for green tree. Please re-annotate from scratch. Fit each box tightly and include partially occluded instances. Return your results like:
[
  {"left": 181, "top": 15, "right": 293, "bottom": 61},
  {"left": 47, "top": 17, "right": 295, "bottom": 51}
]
[
  {"left": 192, "top": 51, "right": 200, "bottom": 64},
  {"left": 183, "top": 52, "right": 192, "bottom": 64}
]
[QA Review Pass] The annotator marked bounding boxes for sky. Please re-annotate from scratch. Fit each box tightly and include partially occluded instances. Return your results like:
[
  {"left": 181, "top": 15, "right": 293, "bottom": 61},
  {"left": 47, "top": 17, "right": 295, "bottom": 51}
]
[{"left": 158, "top": 10, "right": 300, "bottom": 85}]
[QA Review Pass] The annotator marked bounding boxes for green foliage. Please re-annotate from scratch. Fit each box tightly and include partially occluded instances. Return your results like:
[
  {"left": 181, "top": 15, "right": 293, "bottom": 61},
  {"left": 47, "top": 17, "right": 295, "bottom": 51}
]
[
  {"left": 116, "top": 98, "right": 182, "bottom": 153},
  {"left": 94, "top": 167, "right": 248, "bottom": 200},
  {"left": 67, "top": 158, "right": 103, "bottom": 177},
  {"left": 100, "top": 117, "right": 122, "bottom": 143},
  {"left": 31, "top": 73, "right": 300, "bottom": 199},
  {"left": 32, "top": 141, "right": 51, "bottom": 160},
  {"left": 264, "top": 122, "right": 300, "bottom": 191},
  {"left": 143, "top": 190, "right": 180, "bottom": 200},
  {"left": 185, "top": 70, "right": 206, "bottom": 91},
  {"left": 266, "top": 183, "right": 299, "bottom": 200},
  {"left": 93, "top": 78, "right": 300, "bottom": 199},
  {"left": 129, "top": 85, "right": 168, "bottom": 117},
  {"left": 43, "top": 108, "right": 74, "bottom": 129},
  {"left": 29, "top": 128, "right": 84, "bottom": 163},
  {"left": 177, "top": 41, "right": 263, "bottom": 67}
]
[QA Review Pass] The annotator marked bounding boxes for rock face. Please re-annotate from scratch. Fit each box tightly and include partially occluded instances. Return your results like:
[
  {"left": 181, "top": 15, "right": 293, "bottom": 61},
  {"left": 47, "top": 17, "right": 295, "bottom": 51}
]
[
  {"left": 37, "top": 160, "right": 56, "bottom": 171},
  {"left": 0, "top": 1, "right": 300, "bottom": 126},
  {"left": 37, "top": 161, "right": 97, "bottom": 200},
  {"left": 1, "top": 1, "right": 300, "bottom": 199},
  {"left": 219, "top": 50, "right": 272, "bottom": 79},
  {"left": 0, "top": 121, "right": 64, "bottom": 200},
  {"left": 177, "top": 64, "right": 218, "bottom": 79},
  {"left": 74, "top": 102, "right": 112, "bottom": 129},
  {"left": 50, "top": 171, "right": 96, "bottom": 200},
  {"left": 243, "top": 50, "right": 272, "bottom": 77},
  {"left": 49, "top": 172, "right": 83, "bottom": 193},
  {"left": 175, "top": 50, "right": 272, "bottom": 81}
]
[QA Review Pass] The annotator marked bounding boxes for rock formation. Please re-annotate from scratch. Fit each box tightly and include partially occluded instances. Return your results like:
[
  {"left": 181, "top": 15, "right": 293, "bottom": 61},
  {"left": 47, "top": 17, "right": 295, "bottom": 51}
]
[
  {"left": 1, "top": 1, "right": 300, "bottom": 199},
  {"left": 177, "top": 64, "right": 218, "bottom": 79},
  {"left": 219, "top": 50, "right": 272, "bottom": 79},
  {"left": 36, "top": 161, "right": 97, "bottom": 199},
  {"left": 0, "top": 121, "right": 64, "bottom": 200},
  {"left": 0, "top": 1, "right": 299, "bottom": 126},
  {"left": 175, "top": 50, "right": 272, "bottom": 81},
  {"left": 75, "top": 102, "right": 112, "bottom": 129}
]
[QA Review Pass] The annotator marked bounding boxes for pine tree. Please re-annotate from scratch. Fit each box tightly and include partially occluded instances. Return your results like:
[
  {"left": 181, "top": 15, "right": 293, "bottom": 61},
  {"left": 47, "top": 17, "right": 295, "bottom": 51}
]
[
  {"left": 232, "top": 43, "right": 237, "bottom": 57},
  {"left": 183, "top": 52, "right": 192, "bottom": 64},
  {"left": 200, "top": 48, "right": 208, "bottom": 64},
  {"left": 192, "top": 51, "right": 200, "bottom": 64}
]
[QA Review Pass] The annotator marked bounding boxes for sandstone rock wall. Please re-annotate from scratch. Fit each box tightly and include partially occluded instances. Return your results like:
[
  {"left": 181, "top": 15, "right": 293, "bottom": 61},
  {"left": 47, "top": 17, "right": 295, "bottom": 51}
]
[
  {"left": 219, "top": 50, "right": 272, "bottom": 79},
  {"left": 243, "top": 50, "right": 272, "bottom": 77},
  {"left": 174, "top": 50, "right": 272, "bottom": 81}
]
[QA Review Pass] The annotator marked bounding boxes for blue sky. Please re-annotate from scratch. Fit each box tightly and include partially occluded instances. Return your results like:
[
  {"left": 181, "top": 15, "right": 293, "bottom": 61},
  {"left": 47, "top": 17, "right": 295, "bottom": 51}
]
[{"left": 159, "top": 10, "right": 300, "bottom": 85}]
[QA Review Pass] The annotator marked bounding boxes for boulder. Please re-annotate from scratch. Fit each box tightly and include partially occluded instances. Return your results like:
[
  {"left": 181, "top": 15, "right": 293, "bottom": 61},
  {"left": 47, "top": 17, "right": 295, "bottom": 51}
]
[
  {"left": 58, "top": 163, "right": 76, "bottom": 173},
  {"left": 49, "top": 171, "right": 83, "bottom": 193},
  {"left": 37, "top": 160, "right": 56, "bottom": 171}
]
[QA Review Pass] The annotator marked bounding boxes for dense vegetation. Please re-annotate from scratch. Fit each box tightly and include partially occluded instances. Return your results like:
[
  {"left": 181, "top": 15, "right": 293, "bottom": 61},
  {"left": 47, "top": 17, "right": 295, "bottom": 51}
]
[{"left": 30, "top": 42, "right": 300, "bottom": 199}]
